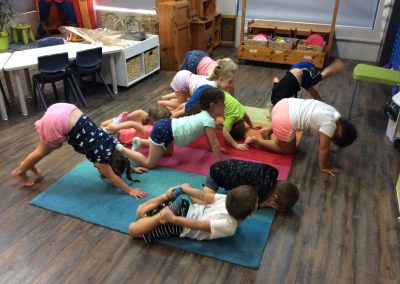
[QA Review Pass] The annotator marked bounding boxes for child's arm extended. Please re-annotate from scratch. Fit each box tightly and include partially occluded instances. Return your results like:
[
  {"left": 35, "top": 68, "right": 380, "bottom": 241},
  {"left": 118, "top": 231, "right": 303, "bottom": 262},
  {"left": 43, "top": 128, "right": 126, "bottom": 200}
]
[
  {"left": 105, "top": 121, "right": 145, "bottom": 135},
  {"left": 205, "top": 127, "right": 223, "bottom": 160},
  {"left": 242, "top": 113, "right": 261, "bottom": 130},
  {"left": 318, "top": 132, "right": 339, "bottom": 176},
  {"left": 222, "top": 127, "right": 248, "bottom": 151},
  {"left": 180, "top": 183, "right": 215, "bottom": 204},
  {"left": 126, "top": 109, "right": 148, "bottom": 120},
  {"left": 160, "top": 208, "right": 211, "bottom": 233},
  {"left": 96, "top": 163, "right": 148, "bottom": 199}
]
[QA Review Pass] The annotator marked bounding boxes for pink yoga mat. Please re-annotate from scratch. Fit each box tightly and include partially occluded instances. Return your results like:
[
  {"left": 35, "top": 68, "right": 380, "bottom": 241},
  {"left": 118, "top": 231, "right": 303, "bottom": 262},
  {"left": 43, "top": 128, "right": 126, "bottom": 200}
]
[{"left": 138, "top": 140, "right": 292, "bottom": 179}]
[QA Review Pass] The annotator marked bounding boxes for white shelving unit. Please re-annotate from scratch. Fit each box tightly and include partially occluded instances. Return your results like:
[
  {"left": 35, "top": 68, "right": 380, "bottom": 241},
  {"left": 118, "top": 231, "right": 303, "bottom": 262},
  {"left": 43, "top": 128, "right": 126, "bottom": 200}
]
[{"left": 102, "top": 34, "right": 160, "bottom": 87}]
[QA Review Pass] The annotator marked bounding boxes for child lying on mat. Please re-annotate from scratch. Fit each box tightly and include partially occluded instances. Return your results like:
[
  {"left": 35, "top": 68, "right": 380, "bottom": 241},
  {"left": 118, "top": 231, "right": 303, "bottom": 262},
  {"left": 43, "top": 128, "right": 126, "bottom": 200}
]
[
  {"left": 245, "top": 98, "right": 358, "bottom": 176},
  {"left": 196, "top": 159, "right": 299, "bottom": 212},
  {"left": 270, "top": 59, "right": 344, "bottom": 105},
  {"left": 100, "top": 105, "right": 171, "bottom": 147},
  {"left": 117, "top": 87, "right": 225, "bottom": 169},
  {"left": 172, "top": 85, "right": 260, "bottom": 151},
  {"left": 179, "top": 51, "right": 236, "bottom": 95},
  {"left": 11, "top": 103, "right": 147, "bottom": 199},
  {"left": 157, "top": 58, "right": 237, "bottom": 110},
  {"left": 128, "top": 183, "right": 258, "bottom": 243}
]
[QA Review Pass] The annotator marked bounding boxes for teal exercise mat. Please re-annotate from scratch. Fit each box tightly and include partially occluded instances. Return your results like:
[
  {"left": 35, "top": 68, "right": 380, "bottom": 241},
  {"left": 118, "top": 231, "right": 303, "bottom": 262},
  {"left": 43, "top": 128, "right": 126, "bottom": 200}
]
[{"left": 29, "top": 160, "right": 274, "bottom": 269}]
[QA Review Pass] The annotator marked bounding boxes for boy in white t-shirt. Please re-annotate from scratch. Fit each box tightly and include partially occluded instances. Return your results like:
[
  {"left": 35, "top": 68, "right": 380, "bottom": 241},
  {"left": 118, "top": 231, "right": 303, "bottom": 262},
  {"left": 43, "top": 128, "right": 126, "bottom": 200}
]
[
  {"left": 128, "top": 183, "right": 258, "bottom": 243},
  {"left": 245, "top": 98, "right": 357, "bottom": 176}
]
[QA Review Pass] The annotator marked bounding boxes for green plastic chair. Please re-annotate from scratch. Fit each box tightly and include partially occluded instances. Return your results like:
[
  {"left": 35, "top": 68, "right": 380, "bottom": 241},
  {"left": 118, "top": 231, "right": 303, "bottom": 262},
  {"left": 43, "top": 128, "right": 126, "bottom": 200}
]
[
  {"left": 12, "top": 23, "right": 36, "bottom": 45},
  {"left": 350, "top": 64, "right": 400, "bottom": 118}
]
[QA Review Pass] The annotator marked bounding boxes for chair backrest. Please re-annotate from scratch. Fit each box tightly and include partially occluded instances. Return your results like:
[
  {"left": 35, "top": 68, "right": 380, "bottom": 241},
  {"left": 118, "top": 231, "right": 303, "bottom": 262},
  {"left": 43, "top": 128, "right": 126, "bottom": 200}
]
[
  {"left": 76, "top": 47, "right": 103, "bottom": 68},
  {"left": 37, "top": 52, "right": 70, "bottom": 73},
  {"left": 37, "top": 37, "right": 65, "bottom": 48}
]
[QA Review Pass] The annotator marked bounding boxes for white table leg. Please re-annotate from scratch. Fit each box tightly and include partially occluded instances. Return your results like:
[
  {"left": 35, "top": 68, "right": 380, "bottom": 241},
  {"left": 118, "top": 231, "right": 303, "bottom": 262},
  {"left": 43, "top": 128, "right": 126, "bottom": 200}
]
[
  {"left": 15, "top": 70, "right": 28, "bottom": 116},
  {"left": 0, "top": 87, "right": 8, "bottom": 120},
  {"left": 109, "top": 54, "right": 118, "bottom": 94}
]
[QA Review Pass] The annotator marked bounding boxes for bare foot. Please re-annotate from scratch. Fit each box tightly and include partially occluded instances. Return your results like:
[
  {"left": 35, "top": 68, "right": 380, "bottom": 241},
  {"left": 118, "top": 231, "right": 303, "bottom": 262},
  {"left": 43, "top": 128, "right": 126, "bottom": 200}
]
[
  {"left": 261, "top": 128, "right": 273, "bottom": 139},
  {"left": 11, "top": 169, "right": 36, "bottom": 187},
  {"left": 30, "top": 167, "right": 45, "bottom": 183},
  {"left": 332, "top": 59, "right": 345, "bottom": 73}
]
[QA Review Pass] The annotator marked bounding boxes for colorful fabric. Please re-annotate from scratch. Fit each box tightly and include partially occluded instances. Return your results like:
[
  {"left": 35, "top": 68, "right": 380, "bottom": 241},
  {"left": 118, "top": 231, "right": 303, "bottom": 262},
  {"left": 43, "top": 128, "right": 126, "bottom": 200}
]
[
  {"left": 290, "top": 61, "right": 322, "bottom": 89},
  {"left": 35, "top": 103, "right": 77, "bottom": 148},
  {"left": 68, "top": 115, "right": 117, "bottom": 163},
  {"left": 171, "top": 110, "right": 215, "bottom": 147},
  {"left": 179, "top": 50, "right": 208, "bottom": 74},
  {"left": 223, "top": 92, "right": 245, "bottom": 131},
  {"left": 207, "top": 159, "right": 279, "bottom": 202}
]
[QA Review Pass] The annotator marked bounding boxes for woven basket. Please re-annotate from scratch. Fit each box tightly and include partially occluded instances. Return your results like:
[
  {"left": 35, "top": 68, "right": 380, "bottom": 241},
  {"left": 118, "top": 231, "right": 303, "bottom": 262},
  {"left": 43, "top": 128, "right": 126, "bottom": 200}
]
[
  {"left": 137, "top": 14, "right": 159, "bottom": 35},
  {"left": 296, "top": 39, "right": 325, "bottom": 52},
  {"left": 269, "top": 37, "right": 298, "bottom": 49},
  {"left": 126, "top": 55, "right": 142, "bottom": 81},
  {"left": 244, "top": 35, "right": 269, "bottom": 46},
  {"left": 144, "top": 47, "right": 158, "bottom": 73}
]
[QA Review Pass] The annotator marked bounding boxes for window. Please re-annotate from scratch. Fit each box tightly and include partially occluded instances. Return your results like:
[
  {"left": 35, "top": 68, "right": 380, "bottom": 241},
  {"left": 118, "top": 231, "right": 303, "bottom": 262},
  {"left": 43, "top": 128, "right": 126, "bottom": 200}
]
[{"left": 238, "top": 0, "right": 381, "bottom": 29}]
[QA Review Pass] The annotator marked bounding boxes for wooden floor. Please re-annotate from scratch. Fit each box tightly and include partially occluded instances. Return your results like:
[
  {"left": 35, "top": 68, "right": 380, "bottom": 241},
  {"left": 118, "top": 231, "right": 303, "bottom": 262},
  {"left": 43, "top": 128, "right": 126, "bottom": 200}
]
[{"left": 0, "top": 47, "right": 399, "bottom": 284}]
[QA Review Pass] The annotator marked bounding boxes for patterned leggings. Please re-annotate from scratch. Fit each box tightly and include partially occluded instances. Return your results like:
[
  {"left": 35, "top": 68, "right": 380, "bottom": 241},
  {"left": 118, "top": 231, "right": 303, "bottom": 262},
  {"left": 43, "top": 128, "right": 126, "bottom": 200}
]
[{"left": 143, "top": 198, "right": 189, "bottom": 244}]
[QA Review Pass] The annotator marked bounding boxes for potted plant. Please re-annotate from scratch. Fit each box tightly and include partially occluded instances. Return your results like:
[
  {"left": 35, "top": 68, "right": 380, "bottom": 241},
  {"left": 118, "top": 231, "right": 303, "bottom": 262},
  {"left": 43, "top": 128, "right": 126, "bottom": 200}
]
[{"left": 0, "top": 0, "right": 13, "bottom": 51}]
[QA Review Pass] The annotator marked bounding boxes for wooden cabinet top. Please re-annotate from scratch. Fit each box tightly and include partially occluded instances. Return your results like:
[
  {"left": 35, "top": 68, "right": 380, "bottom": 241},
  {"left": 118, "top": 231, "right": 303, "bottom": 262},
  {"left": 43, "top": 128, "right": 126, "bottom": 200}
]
[{"left": 249, "top": 20, "right": 332, "bottom": 34}]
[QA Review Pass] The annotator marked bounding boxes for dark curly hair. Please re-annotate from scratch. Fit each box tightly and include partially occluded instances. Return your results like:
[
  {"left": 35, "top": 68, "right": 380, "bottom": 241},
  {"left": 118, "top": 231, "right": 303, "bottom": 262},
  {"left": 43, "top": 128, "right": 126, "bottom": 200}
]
[{"left": 101, "top": 149, "right": 139, "bottom": 183}]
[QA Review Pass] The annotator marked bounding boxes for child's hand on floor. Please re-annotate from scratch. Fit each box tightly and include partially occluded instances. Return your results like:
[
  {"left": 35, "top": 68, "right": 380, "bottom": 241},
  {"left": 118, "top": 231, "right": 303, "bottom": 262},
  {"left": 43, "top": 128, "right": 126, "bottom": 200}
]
[
  {"left": 131, "top": 166, "right": 149, "bottom": 173},
  {"left": 235, "top": 143, "right": 249, "bottom": 151},
  {"left": 129, "top": 188, "right": 148, "bottom": 199}
]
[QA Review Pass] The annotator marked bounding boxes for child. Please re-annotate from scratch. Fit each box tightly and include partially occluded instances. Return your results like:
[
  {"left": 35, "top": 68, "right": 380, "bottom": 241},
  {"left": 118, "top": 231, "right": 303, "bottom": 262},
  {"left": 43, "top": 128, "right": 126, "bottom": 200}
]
[
  {"left": 245, "top": 98, "right": 358, "bottom": 176},
  {"left": 128, "top": 183, "right": 258, "bottom": 243},
  {"left": 199, "top": 159, "right": 299, "bottom": 212},
  {"left": 11, "top": 103, "right": 148, "bottom": 199},
  {"left": 118, "top": 87, "right": 225, "bottom": 169},
  {"left": 158, "top": 58, "right": 237, "bottom": 109},
  {"left": 178, "top": 85, "right": 259, "bottom": 151},
  {"left": 179, "top": 50, "right": 217, "bottom": 75},
  {"left": 100, "top": 105, "right": 171, "bottom": 146},
  {"left": 270, "top": 59, "right": 344, "bottom": 105}
]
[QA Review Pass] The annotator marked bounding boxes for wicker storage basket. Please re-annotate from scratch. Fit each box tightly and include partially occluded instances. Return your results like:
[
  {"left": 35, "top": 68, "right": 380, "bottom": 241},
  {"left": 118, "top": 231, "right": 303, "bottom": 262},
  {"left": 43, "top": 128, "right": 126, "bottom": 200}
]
[
  {"left": 244, "top": 34, "right": 269, "bottom": 46},
  {"left": 296, "top": 39, "right": 326, "bottom": 52},
  {"left": 144, "top": 47, "right": 158, "bottom": 73},
  {"left": 138, "top": 14, "right": 159, "bottom": 35},
  {"left": 126, "top": 55, "right": 142, "bottom": 82},
  {"left": 269, "top": 37, "right": 298, "bottom": 49}
]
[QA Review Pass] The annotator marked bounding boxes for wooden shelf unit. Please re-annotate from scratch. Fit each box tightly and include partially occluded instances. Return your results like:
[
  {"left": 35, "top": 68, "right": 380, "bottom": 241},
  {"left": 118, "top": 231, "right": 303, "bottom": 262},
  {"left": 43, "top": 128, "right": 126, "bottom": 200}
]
[
  {"left": 237, "top": 0, "right": 340, "bottom": 68},
  {"left": 190, "top": 13, "right": 221, "bottom": 53},
  {"left": 156, "top": 0, "right": 191, "bottom": 71}
]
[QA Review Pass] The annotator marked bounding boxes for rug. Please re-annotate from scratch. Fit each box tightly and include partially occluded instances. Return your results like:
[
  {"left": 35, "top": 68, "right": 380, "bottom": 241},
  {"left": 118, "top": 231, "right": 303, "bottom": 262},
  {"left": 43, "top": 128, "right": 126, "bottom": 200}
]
[{"left": 29, "top": 160, "right": 274, "bottom": 269}]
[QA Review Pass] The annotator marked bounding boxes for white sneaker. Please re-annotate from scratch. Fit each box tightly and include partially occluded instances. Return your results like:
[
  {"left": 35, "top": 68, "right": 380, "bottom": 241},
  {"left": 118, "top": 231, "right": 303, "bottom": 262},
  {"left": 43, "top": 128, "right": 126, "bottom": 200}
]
[{"left": 131, "top": 137, "right": 141, "bottom": 151}]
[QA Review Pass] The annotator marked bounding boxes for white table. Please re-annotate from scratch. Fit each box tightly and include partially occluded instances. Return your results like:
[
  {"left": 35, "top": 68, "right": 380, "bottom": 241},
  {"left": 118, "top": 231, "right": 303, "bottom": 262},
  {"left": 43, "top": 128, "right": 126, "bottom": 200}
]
[
  {"left": 3, "top": 43, "right": 122, "bottom": 116},
  {"left": 0, "top": 52, "right": 12, "bottom": 120}
]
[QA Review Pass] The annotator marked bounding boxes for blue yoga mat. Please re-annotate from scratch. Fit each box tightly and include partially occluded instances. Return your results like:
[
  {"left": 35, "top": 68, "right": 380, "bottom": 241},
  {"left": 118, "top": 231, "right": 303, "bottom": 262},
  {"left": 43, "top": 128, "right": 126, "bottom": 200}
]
[{"left": 29, "top": 160, "right": 275, "bottom": 269}]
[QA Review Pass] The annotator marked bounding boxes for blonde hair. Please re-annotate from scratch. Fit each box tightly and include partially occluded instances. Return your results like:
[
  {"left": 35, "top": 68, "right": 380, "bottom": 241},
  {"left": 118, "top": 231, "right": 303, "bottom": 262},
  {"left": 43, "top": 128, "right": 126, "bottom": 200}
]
[{"left": 207, "top": 58, "right": 238, "bottom": 81}]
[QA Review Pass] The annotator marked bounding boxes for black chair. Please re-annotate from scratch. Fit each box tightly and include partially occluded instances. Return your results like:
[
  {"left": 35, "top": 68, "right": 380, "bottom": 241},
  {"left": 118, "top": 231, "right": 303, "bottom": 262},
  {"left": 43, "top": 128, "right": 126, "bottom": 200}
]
[
  {"left": 71, "top": 47, "right": 116, "bottom": 101},
  {"left": 36, "top": 37, "right": 65, "bottom": 94},
  {"left": 36, "top": 37, "right": 64, "bottom": 48},
  {"left": 32, "top": 52, "right": 87, "bottom": 110}
]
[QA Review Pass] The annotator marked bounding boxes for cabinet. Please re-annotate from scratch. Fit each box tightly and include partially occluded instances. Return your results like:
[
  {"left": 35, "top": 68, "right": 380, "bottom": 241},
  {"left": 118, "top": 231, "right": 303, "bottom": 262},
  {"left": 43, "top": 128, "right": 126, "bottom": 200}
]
[
  {"left": 156, "top": 1, "right": 191, "bottom": 71},
  {"left": 189, "top": 0, "right": 221, "bottom": 53},
  {"left": 190, "top": 14, "right": 221, "bottom": 53},
  {"left": 101, "top": 35, "right": 160, "bottom": 87},
  {"left": 237, "top": 0, "right": 340, "bottom": 68}
]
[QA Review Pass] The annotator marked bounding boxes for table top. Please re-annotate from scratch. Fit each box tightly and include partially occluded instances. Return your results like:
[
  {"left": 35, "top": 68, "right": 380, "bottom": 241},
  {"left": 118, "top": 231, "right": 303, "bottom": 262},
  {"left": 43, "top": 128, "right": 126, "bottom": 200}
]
[
  {"left": 3, "top": 43, "right": 121, "bottom": 71},
  {"left": 0, "top": 53, "right": 12, "bottom": 70}
]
